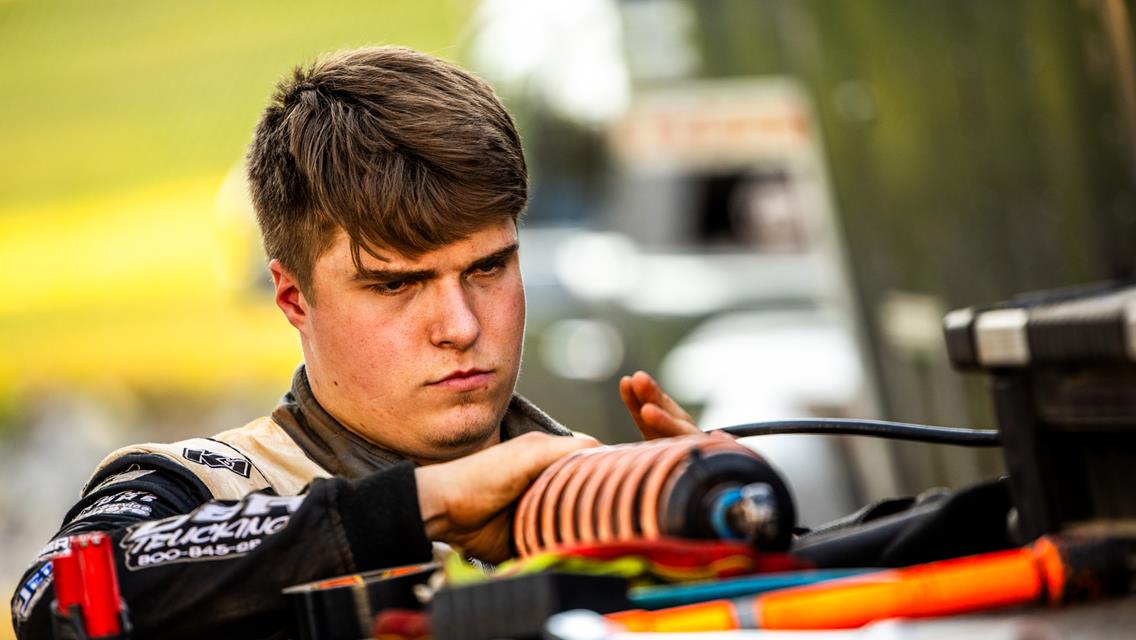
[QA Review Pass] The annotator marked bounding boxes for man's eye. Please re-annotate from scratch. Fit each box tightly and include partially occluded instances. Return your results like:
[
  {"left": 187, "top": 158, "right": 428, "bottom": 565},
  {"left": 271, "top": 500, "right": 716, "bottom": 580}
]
[
  {"left": 471, "top": 260, "right": 504, "bottom": 276},
  {"left": 368, "top": 281, "right": 410, "bottom": 295}
]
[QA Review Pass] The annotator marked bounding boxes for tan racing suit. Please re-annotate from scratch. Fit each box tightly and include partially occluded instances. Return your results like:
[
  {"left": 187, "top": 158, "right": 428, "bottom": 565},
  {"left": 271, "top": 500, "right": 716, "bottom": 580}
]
[{"left": 11, "top": 366, "right": 570, "bottom": 639}]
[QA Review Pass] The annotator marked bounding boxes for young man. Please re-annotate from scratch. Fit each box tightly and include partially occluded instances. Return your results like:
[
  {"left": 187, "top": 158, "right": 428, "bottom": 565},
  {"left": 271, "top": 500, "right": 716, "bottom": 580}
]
[{"left": 12, "top": 47, "right": 694, "bottom": 638}]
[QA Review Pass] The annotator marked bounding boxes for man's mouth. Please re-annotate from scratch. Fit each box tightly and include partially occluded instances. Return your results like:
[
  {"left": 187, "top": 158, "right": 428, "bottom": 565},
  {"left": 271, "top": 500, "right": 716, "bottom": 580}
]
[{"left": 429, "top": 368, "right": 494, "bottom": 391}]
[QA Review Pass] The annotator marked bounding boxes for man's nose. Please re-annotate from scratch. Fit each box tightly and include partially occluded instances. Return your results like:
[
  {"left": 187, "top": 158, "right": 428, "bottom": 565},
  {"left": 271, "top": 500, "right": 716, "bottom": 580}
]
[{"left": 428, "top": 280, "right": 481, "bottom": 349}]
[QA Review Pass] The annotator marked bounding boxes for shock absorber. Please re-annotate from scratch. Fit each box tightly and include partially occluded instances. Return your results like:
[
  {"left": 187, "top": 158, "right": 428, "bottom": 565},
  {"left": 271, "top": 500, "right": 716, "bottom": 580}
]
[
  {"left": 513, "top": 434, "right": 796, "bottom": 557},
  {"left": 51, "top": 531, "right": 131, "bottom": 640}
]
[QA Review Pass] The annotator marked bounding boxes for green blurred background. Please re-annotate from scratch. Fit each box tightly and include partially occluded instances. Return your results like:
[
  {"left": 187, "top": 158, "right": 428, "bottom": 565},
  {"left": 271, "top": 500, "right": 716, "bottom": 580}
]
[
  {"left": 1, "top": 3, "right": 475, "bottom": 636},
  {"left": 0, "top": 1, "right": 473, "bottom": 403},
  {"left": 5, "top": 2, "right": 1136, "bottom": 637}
]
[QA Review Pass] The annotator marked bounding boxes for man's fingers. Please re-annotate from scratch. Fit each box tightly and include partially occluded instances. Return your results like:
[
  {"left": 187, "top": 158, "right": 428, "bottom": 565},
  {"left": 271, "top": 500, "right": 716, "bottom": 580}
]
[
  {"left": 630, "top": 370, "right": 668, "bottom": 409},
  {"left": 619, "top": 375, "right": 642, "bottom": 411},
  {"left": 630, "top": 371, "right": 695, "bottom": 424},
  {"left": 619, "top": 375, "right": 650, "bottom": 432},
  {"left": 490, "top": 432, "right": 599, "bottom": 489},
  {"left": 417, "top": 432, "right": 599, "bottom": 552},
  {"left": 640, "top": 402, "right": 701, "bottom": 438},
  {"left": 621, "top": 370, "right": 701, "bottom": 439}
]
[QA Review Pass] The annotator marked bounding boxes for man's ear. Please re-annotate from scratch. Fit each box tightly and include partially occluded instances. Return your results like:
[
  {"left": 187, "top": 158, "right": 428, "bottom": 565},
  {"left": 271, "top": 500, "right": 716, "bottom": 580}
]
[{"left": 269, "top": 259, "right": 310, "bottom": 332}]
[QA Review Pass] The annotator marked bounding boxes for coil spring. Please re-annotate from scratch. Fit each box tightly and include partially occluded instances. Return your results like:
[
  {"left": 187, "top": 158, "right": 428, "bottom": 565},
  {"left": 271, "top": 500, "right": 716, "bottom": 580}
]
[{"left": 513, "top": 434, "right": 795, "bottom": 557}]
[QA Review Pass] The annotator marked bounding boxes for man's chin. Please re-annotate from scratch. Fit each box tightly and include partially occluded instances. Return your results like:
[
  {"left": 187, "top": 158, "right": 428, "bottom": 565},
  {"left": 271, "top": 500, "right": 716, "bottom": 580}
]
[
  {"left": 416, "top": 408, "right": 503, "bottom": 460},
  {"left": 434, "top": 423, "right": 496, "bottom": 450}
]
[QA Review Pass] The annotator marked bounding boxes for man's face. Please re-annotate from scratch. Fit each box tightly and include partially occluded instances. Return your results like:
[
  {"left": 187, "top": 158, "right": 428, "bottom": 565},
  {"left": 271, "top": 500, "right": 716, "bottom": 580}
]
[{"left": 275, "top": 219, "right": 526, "bottom": 464}]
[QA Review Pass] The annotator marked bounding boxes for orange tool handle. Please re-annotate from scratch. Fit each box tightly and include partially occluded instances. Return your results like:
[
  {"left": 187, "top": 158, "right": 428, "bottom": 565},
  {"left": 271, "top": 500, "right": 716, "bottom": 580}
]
[
  {"left": 609, "top": 537, "right": 1068, "bottom": 632},
  {"left": 760, "top": 540, "right": 1061, "bottom": 628},
  {"left": 609, "top": 600, "right": 741, "bottom": 633}
]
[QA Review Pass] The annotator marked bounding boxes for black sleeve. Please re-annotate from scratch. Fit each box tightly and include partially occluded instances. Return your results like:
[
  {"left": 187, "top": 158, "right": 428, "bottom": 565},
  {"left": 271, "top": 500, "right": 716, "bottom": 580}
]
[{"left": 10, "top": 456, "right": 432, "bottom": 640}]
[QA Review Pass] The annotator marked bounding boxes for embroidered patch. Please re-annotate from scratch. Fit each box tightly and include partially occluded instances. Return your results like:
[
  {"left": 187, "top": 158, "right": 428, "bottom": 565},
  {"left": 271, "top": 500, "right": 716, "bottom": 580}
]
[
  {"left": 182, "top": 448, "right": 251, "bottom": 478},
  {"left": 35, "top": 537, "right": 71, "bottom": 562},
  {"left": 74, "top": 490, "right": 157, "bottom": 521},
  {"left": 120, "top": 493, "right": 304, "bottom": 570},
  {"left": 13, "top": 563, "right": 52, "bottom": 622}
]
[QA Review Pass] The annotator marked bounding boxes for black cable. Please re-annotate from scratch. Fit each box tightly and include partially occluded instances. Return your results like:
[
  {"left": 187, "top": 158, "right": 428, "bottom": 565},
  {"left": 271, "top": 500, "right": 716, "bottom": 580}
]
[{"left": 717, "top": 418, "right": 1001, "bottom": 447}]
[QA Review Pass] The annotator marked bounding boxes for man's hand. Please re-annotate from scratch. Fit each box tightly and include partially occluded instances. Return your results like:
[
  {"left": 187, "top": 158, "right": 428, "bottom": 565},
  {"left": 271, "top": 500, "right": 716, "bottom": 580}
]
[
  {"left": 414, "top": 432, "right": 599, "bottom": 563},
  {"left": 619, "top": 370, "right": 701, "bottom": 440}
]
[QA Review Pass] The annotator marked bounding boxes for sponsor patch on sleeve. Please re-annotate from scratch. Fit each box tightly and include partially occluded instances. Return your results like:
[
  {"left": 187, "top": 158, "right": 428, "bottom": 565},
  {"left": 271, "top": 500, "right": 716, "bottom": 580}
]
[
  {"left": 13, "top": 563, "right": 52, "bottom": 622},
  {"left": 182, "top": 448, "right": 251, "bottom": 478},
  {"left": 120, "top": 493, "right": 304, "bottom": 570},
  {"left": 72, "top": 490, "right": 158, "bottom": 522},
  {"left": 35, "top": 536, "right": 72, "bottom": 562}
]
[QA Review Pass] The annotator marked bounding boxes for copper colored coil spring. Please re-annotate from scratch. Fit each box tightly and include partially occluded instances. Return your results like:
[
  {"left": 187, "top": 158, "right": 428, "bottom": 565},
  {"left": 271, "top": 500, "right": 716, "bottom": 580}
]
[
  {"left": 513, "top": 434, "right": 773, "bottom": 557},
  {"left": 538, "top": 442, "right": 642, "bottom": 551},
  {"left": 639, "top": 436, "right": 743, "bottom": 538},
  {"left": 515, "top": 447, "right": 569, "bottom": 556},
  {"left": 578, "top": 444, "right": 642, "bottom": 543},
  {"left": 555, "top": 447, "right": 612, "bottom": 546},
  {"left": 614, "top": 440, "right": 689, "bottom": 540},
  {"left": 538, "top": 450, "right": 591, "bottom": 550},
  {"left": 515, "top": 445, "right": 619, "bottom": 555},
  {"left": 599, "top": 443, "right": 661, "bottom": 542}
]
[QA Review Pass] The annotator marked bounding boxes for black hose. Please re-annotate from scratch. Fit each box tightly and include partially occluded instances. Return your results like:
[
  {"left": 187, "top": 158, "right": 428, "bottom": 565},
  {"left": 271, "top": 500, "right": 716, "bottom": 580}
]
[{"left": 717, "top": 418, "right": 1001, "bottom": 447}]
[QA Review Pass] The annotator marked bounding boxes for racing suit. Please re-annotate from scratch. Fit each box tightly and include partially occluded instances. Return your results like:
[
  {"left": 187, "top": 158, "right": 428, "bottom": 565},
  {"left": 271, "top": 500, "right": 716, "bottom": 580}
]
[{"left": 11, "top": 366, "right": 571, "bottom": 639}]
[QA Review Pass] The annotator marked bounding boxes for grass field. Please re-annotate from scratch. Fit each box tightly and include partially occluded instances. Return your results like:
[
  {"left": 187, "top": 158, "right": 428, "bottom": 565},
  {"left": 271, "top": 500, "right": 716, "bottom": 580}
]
[
  {"left": 1, "top": 3, "right": 475, "bottom": 636},
  {"left": 0, "top": 0, "right": 476, "bottom": 404},
  {"left": 0, "top": 0, "right": 474, "bottom": 209}
]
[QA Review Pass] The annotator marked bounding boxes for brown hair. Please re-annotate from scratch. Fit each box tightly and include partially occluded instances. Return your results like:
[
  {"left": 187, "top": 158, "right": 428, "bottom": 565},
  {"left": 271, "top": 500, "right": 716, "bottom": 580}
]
[{"left": 246, "top": 46, "right": 527, "bottom": 297}]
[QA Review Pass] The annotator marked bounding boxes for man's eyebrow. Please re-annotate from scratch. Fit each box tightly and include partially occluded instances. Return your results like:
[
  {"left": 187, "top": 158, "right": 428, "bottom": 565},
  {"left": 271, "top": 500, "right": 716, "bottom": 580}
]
[
  {"left": 352, "top": 266, "right": 435, "bottom": 283},
  {"left": 467, "top": 242, "right": 519, "bottom": 271},
  {"left": 351, "top": 242, "right": 518, "bottom": 282}
]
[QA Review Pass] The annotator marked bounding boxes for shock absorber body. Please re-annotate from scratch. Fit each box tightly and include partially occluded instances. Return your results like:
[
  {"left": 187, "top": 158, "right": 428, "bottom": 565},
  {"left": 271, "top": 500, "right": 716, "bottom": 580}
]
[
  {"left": 514, "top": 434, "right": 796, "bottom": 556},
  {"left": 51, "top": 531, "right": 131, "bottom": 639}
]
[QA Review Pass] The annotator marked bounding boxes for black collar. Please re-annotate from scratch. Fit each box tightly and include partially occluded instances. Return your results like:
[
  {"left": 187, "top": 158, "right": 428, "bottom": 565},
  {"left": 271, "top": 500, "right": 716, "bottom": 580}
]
[{"left": 272, "top": 365, "right": 571, "bottom": 480}]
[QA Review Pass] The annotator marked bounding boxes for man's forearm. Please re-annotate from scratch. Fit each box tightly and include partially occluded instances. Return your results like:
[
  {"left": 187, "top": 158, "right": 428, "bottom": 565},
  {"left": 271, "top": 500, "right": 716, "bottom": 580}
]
[{"left": 12, "top": 463, "right": 432, "bottom": 639}]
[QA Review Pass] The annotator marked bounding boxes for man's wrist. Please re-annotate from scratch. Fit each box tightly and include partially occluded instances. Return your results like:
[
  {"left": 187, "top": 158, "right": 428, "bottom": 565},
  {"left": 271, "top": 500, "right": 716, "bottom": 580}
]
[
  {"left": 338, "top": 463, "right": 433, "bottom": 571},
  {"left": 415, "top": 466, "right": 449, "bottom": 542}
]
